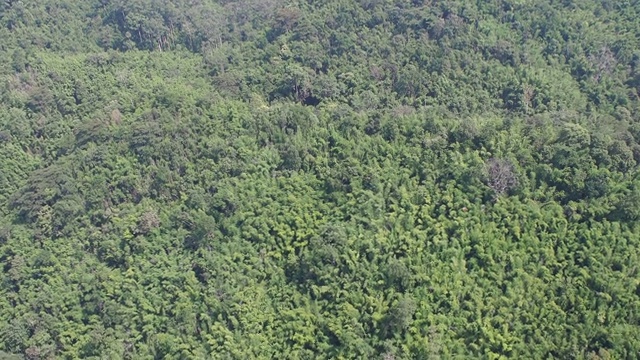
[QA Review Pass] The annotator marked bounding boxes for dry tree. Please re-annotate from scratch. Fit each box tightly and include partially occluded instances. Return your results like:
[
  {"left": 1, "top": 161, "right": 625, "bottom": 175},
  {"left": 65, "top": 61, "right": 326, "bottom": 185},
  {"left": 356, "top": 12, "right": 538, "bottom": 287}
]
[{"left": 486, "top": 158, "right": 518, "bottom": 197}]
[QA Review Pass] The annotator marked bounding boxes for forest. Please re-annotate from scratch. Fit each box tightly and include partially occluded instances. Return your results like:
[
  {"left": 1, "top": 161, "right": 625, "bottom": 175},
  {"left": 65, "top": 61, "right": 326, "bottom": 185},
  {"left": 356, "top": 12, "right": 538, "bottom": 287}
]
[{"left": 1, "top": 0, "right": 640, "bottom": 358}]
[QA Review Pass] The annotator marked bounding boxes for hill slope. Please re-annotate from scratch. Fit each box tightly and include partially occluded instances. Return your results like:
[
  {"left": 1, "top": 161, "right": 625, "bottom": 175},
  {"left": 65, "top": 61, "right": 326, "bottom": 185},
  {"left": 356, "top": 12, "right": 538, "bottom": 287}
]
[{"left": 1, "top": 0, "right": 640, "bottom": 358}]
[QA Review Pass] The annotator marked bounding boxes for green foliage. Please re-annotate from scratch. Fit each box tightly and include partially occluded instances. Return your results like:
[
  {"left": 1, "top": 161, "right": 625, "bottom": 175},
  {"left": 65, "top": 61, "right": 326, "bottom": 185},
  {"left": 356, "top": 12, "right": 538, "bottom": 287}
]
[{"left": 1, "top": 0, "right": 640, "bottom": 358}]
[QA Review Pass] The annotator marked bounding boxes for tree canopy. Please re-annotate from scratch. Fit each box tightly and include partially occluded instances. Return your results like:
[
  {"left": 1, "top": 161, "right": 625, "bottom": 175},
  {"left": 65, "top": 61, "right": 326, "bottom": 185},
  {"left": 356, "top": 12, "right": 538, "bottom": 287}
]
[{"left": 1, "top": 0, "right": 640, "bottom": 359}]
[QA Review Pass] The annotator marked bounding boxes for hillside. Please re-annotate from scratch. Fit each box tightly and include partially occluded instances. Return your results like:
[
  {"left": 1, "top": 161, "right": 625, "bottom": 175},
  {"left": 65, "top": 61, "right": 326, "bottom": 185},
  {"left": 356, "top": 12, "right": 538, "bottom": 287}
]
[{"left": 1, "top": 0, "right": 640, "bottom": 359}]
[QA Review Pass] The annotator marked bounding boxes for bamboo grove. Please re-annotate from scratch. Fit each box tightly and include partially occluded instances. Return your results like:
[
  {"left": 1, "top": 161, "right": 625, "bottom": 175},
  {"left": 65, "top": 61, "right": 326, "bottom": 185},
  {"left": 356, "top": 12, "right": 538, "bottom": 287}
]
[{"left": 1, "top": 0, "right": 640, "bottom": 358}]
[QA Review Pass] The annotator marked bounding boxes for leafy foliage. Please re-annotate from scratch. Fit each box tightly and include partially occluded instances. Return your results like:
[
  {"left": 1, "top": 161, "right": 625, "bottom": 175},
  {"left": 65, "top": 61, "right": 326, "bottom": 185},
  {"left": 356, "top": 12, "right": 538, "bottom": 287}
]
[{"left": 1, "top": 0, "right": 640, "bottom": 358}]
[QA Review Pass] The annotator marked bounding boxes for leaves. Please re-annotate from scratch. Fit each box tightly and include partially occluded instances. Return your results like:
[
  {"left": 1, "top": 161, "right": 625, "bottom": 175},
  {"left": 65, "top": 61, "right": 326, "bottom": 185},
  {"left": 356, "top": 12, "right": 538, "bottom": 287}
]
[{"left": 1, "top": 0, "right": 640, "bottom": 358}]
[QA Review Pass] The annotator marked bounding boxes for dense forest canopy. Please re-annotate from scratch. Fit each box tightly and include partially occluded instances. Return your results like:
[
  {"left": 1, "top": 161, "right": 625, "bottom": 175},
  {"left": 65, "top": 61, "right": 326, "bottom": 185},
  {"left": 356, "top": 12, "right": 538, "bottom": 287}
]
[{"left": 1, "top": 0, "right": 640, "bottom": 358}]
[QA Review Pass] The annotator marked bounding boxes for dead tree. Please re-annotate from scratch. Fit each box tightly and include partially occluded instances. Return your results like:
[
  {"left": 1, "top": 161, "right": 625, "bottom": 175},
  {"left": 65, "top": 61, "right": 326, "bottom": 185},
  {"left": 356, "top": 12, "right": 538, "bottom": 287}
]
[{"left": 486, "top": 158, "right": 518, "bottom": 197}]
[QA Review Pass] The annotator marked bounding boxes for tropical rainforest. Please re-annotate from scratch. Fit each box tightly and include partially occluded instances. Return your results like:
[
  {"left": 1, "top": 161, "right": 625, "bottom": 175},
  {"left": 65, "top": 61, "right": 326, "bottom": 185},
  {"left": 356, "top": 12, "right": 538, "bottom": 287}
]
[{"left": 1, "top": 0, "right": 640, "bottom": 359}]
